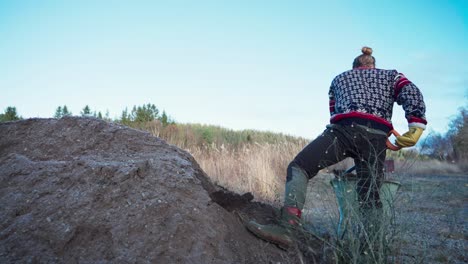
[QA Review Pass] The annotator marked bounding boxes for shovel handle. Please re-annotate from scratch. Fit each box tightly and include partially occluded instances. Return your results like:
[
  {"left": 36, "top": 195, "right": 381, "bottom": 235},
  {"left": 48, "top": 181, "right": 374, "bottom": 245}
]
[{"left": 386, "top": 130, "right": 401, "bottom": 151}]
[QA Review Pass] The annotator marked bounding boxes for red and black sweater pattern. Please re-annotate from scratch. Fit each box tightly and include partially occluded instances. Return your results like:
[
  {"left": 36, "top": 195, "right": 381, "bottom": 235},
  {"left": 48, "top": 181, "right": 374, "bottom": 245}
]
[{"left": 329, "top": 68, "right": 427, "bottom": 131}]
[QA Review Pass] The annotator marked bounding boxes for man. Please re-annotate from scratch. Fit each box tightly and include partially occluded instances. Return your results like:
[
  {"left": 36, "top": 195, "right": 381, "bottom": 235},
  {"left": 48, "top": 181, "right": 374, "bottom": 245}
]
[{"left": 247, "top": 47, "right": 427, "bottom": 248}]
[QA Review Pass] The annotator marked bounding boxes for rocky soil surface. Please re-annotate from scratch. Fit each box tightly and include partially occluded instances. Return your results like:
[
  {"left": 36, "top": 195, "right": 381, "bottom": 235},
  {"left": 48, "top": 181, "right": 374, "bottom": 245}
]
[{"left": 0, "top": 117, "right": 315, "bottom": 263}]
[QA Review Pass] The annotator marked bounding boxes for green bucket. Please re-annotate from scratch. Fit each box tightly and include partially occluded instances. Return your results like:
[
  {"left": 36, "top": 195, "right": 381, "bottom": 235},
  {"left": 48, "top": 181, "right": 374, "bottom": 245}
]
[{"left": 330, "top": 177, "right": 401, "bottom": 238}]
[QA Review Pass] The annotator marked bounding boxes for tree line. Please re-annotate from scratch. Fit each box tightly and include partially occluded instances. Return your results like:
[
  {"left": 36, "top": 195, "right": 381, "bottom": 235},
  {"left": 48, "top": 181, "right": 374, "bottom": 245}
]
[
  {"left": 0, "top": 107, "right": 22, "bottom": 122},
  {"left": 1, "top": 104, "right": 466, "bottom": 163},
  {"left": 421, "top": 106, "right": 467, "bottom": 162},
  {"left": 0, "top": 103, "right": 174, "bottom": 127},
  {"left": 0, "top": 104, "right": 304, "bottom": 149}
]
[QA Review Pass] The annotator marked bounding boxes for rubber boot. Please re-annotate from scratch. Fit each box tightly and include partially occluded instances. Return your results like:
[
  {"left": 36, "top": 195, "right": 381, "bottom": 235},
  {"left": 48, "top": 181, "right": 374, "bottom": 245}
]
[{"left": 246, "top": 165, "right": 308, "bottom": 249}]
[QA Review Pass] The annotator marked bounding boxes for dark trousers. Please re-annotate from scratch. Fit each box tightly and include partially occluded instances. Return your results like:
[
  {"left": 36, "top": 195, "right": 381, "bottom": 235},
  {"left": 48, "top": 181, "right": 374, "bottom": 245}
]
[{"left": 289, "top": 123, "right": 387, "bottom": 207}]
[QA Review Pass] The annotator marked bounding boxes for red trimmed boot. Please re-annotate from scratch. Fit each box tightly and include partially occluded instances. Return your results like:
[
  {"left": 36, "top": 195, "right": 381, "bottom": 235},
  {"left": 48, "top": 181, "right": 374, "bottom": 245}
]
[
  {"left": 246, "top": 165, "right": 308, "bottom": 249},
  {"left": 246, "top": 206, "right": 302, "bottom": 249}
]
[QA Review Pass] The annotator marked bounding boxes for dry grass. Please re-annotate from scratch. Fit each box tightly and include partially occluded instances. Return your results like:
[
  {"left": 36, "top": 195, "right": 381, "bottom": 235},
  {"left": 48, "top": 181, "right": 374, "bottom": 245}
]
[
  {"left": 186, "top": 141, "right": 307, "bottom": 204},
  {"left": 395, "top": 159, "right": 463, "bottom": 175},
  {"left": 172, "top": 135, "right": 465, "bottom": 263},
  {"left": 124, "top": 120, "right": 310, "bottom": 204},
  {"left": 133, "top": 121, "right": 467, "bottom": 263},
  {"left": 136, "top": 120, "right": 465, "bottom": 204}
]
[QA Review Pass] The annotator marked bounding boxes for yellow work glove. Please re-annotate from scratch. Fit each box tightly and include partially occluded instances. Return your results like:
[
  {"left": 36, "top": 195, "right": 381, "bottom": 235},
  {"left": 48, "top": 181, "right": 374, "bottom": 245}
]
[{"left": 395, "top": 127, "right": 424, "bottom": 148}]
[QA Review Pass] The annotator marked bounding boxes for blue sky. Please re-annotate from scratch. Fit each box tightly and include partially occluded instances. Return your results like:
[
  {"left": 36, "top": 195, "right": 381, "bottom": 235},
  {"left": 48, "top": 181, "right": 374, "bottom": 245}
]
[{"left": 1, "top": 0, "right": 467, "bottom": 138}]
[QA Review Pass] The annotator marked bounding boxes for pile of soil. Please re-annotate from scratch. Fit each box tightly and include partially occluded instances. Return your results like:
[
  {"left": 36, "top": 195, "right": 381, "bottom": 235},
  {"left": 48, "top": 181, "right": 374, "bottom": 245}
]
[{"left": 0, "top": 117, "right": 318, "bottom": 263}]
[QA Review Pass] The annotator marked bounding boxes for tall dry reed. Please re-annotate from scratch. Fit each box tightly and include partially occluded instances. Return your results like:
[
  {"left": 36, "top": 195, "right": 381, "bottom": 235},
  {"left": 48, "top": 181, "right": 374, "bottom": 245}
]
[
  {"left": 187, "top": 141, "right": 307, "bottom": 204},
  {"left": 139, "top": 120, "right": 309, "bottom": 203}
]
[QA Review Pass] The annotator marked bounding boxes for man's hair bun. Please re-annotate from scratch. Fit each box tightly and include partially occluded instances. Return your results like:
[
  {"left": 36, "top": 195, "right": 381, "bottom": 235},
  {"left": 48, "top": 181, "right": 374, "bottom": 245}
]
[{"left": 361, "top": 46, "right": 373, "bottom": 55}]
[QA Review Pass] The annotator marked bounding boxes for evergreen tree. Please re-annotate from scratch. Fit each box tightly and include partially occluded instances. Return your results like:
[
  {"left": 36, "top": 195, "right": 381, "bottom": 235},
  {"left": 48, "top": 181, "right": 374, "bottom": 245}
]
[
  {"left": 131, "top": 103, "right": 159, "bottom": 123},
  {"left": 81, "top": 105, "right": 91, "bottom": 117},
  {"left": 62, "top": 105, "right": 72, "bottom": 116},
  {"left": 54, "top": 106, "right": 63, "bottom": 118},
  {"left": 105, "top": 110, "right": 110, "bottom": 120},
  {"left": 0, "top": 106, "right": 22, "bottom": 122},
  {"left": 120, "top": 107, "right": 131, "bottom": 125},
  {"left": 97, "top": 111, "right": 103, "bottom": 119},
  {"left": 161, "top": 110, "right": 168, "bottom": 127}
]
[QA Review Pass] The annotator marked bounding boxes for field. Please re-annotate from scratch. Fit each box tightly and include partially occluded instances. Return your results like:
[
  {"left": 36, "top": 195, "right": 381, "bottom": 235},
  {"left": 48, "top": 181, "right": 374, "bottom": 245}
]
[
  {"left": 2, "top": 118, "right": 463, "bottom": 263},
  {"left": 145, "top": 121, "right": 467, "bottom": 263},
  {"left": 185, "top": 139, "right": 468, "bottom": 263},
  {"left": 394, "top": 173, "right": 466, "bottom": 263}
]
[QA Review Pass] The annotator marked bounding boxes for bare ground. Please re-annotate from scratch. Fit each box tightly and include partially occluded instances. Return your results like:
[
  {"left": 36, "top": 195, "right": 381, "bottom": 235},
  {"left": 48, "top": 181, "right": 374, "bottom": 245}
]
[{"left": 303, "top": 172, "right": 467, "bottom": 263}]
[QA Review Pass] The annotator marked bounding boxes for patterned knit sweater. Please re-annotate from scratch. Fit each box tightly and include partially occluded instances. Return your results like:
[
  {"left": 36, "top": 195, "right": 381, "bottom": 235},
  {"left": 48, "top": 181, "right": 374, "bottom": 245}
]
[{"left": 329, "top": 67, "right": 427, "bottom": 131}]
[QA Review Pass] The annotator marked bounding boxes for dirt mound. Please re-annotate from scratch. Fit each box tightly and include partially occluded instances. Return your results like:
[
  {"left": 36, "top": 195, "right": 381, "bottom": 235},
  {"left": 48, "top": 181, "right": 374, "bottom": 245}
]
[{"left": 0, "top": 117, "right": 307, "bottom": 263}]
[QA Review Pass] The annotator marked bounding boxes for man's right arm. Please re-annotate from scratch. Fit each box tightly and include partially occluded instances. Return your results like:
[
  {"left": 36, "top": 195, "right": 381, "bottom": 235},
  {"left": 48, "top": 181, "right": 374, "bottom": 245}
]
[{"left": 393, "top": 73, "right": 427, "bottom": 147}]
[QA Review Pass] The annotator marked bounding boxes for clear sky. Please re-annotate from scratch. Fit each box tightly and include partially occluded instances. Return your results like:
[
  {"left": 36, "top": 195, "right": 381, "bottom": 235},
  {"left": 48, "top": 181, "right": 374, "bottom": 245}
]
[{"left": 1, "top": 0, "right": 467, "bottom": 138}]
